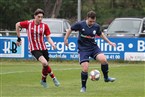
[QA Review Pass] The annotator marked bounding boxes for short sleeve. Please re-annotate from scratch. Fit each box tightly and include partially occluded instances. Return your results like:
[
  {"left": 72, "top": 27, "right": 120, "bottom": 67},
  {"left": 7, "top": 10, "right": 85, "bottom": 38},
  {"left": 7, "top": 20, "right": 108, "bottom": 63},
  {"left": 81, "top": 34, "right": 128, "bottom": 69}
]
[
  {"left": 44, "top": 24, "right": 51, "bottom": 36},
  {"left": 71, "top": 22, "right": 81, "bottom": 31},
  {"left": 96, "top": 25, "right": 102, "bottom": 36},
  {"left": 20, "top": 20, "right": 29, "bottom": 28}
]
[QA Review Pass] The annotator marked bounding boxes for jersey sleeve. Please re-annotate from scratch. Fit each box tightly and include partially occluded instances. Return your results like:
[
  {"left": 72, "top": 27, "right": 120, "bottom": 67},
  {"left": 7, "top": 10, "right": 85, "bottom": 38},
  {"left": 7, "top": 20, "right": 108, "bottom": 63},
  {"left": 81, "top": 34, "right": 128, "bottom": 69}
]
[
  {"left": 96, "top": 25, "right": 102, "bottom": 36},
  {"left": 44, "top": 24, "right": 51, "bottom": 36},
  {"left": 20, "top": 20, "right": 29, "bottom": 28},
  {"left": 71, "top": 22, "right": 81, "bottom": 31}
]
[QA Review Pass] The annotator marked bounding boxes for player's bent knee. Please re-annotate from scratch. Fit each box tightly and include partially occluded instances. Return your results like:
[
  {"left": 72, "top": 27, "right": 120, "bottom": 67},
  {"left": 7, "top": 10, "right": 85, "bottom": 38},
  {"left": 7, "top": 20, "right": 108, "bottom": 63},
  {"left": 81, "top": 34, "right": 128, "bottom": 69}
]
[
  {"left": 83, "top": 68, "right": 88, "bottom": 72},
  {"left": 99, "top": 59, "right": 108, "bottom": 64},
  {"left": 81, "top": 64, "right": 89, "bottom": 72},
  {"left": 41, "top": 61, "right": 48, "bottom": 66}
]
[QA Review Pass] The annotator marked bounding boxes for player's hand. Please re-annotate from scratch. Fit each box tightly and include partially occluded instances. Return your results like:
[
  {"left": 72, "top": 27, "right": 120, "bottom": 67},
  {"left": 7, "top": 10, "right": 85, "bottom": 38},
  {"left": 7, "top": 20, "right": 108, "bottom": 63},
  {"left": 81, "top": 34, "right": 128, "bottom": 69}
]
[
  {"left": 16, "top": 41, "right": 21, "bottom": 46},
  {"left": 109, "top": 42, "right": 116, "bottom": 47},
  {"left": 16, "top": 37, "right": 21, "bottom": 46},
  {"left": 64, "top": 39, "right": 68, "bottom": 47}
]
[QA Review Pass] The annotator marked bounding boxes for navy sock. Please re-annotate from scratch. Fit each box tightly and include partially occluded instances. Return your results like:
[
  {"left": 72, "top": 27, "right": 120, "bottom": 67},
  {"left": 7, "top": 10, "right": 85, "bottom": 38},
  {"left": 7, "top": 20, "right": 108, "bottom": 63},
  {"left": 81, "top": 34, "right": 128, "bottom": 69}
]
[
  {"left": 101, "top": 64, "right": 109, "bottom": 79},
  {"left": 81, "top": 71, "right": 88, "bottom": 88}
]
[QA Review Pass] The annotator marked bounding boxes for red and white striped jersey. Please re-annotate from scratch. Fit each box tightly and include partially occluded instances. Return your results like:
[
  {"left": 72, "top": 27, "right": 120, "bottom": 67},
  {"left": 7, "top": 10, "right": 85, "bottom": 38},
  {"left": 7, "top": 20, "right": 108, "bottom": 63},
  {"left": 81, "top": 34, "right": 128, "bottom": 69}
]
[{"left": 20, "top": 20, "right": 50, "bottom": 51}]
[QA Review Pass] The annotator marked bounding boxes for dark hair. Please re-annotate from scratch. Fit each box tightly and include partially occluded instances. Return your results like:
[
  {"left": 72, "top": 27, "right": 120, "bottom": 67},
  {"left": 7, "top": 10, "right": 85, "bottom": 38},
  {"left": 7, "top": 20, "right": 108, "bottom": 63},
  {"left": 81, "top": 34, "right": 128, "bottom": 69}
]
[
  {"left": 87, "top": 11, "right": 96, "bottom": 19},
  {"left": 34, "top": 8, "right": 44, "bottom": 16}
]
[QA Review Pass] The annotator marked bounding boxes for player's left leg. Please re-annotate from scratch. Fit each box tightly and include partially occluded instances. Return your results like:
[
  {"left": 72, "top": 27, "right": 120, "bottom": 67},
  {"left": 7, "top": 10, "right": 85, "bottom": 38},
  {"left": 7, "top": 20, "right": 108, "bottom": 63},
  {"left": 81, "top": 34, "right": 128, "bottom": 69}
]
[
  {"left": 31, "top": 50, "right": 49, "bottom": 88},
  {"left": 39, "top": 55, "right": 60, "bottom": 87},
  {"left": 38, "top": 55, "right": 50, "bottom": 88},
  {"left": 42, "top": 50, "right": 60, "bottom": 87},
  {"left": 96, "top": 53, "right": 116, "bottom": 82}
]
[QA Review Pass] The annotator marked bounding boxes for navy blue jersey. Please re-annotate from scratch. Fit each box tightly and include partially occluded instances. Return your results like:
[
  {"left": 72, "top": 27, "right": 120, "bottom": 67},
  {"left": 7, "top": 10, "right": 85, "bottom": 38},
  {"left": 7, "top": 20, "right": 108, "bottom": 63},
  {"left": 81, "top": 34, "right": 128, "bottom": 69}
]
[{"left": 71, "top": 20, "right": 102, "bottom": 51}]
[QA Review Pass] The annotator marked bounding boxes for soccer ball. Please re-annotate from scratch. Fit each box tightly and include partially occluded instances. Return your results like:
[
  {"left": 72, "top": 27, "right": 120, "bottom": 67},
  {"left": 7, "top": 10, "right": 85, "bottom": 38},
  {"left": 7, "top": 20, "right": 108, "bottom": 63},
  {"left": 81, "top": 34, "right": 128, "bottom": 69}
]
[{"left": 89, "top": 69, "right": 100, "bottom": 81}]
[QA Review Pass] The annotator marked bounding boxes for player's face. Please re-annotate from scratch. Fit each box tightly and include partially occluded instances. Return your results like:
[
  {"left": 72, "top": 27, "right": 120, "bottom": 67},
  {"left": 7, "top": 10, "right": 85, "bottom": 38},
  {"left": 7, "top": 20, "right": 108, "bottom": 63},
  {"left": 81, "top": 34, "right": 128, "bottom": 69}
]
[
  {"left": 34, "top": 13, "right": 43, "bottom": 24},
  {"left": 87, "top": 17, "right": 96, "bottom": 26}
]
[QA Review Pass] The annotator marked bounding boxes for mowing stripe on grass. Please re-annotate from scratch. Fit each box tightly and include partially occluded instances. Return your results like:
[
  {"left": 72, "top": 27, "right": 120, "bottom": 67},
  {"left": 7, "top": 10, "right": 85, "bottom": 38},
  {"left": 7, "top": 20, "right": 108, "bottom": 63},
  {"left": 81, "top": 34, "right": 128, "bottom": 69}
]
[
  {"left": 0, "top": 67, "right": 96, "bottom": 75},
  {"left": 0, "top": 64, "right": 143, "bottom": 75}
]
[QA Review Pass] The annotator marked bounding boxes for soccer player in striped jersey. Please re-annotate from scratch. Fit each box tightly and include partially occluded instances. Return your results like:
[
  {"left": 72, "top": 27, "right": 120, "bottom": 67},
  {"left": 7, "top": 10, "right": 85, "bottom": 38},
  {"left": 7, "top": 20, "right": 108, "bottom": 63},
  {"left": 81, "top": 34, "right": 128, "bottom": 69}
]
[
  {"left": 15, "top": 8, "right": 60, "bottom": 88},
  {"left": 64, "top": 11, "right": 116, "bottom": 92}
]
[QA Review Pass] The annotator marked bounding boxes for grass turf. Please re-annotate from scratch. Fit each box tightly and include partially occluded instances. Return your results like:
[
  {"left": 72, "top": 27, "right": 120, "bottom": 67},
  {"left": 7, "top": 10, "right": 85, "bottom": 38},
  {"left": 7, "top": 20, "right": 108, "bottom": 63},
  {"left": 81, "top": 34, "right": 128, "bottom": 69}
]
[{"left": 0, "top": 59, "right": 144, "bottom": 97}]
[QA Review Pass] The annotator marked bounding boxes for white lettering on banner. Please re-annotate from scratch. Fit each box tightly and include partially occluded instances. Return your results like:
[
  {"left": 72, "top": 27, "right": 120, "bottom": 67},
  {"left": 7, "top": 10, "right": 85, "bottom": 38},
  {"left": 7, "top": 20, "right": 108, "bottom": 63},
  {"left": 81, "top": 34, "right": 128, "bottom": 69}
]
[
  {"left": 117, "top": 43, "right": 124, "bottom": 51},
  {"left": 69, "top": 42, "right": 76, "bottom": 51},
  {"left": 46, "top": 42, "right": 51, "bottom": 50},
  {"left": 70, "top": 54, "right": 78, "bottom": 58},
  {"left": 125, "top": 52, "right": 145, "bottom": 61},
  {"left": 105, "top": 54, "right": 120, "bottom": 59},
  {"left": 97, "top": 39, "right": 124, "bottom": 51},
  {"left": 0, "top": 37, "right": 25, "bottom": 58},
  {"left": 45, "top": 42, "right": 76, "bottom": 53},
  {"left": 3, "top": 41, "right": 11, "bottom": 53},
  {"left": 56, "top": 42, "right": 67, "bottom": 53},
  {"left": 45, "top": 39, "right": 144, "bottom": 55},
  {"left": 49, "top": 54, "right": 67, "bottom": 58},
  {"left": 138, "top": 40, "right": 145, "bottom": 51}
]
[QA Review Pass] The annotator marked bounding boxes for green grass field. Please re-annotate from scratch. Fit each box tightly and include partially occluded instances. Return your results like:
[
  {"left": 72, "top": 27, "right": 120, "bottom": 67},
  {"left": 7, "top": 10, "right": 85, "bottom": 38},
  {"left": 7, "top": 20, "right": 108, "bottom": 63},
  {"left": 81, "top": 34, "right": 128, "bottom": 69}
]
[{"left": 0, "top": 59, "right": 145, "bottom": 97}]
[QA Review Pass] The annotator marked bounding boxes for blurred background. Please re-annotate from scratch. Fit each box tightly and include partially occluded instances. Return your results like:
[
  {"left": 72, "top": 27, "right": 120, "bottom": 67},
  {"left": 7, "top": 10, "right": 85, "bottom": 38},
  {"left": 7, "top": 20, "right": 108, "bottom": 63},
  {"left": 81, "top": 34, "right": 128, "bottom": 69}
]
[
  {"left": 1, "top": 0, "right": 145, "bottom": 30},
  {"left": 0, "top": 2, "right": 144, "bottom": 96},
  {"left": 0, "top": 0, "right": 145, "bottom": 61}
]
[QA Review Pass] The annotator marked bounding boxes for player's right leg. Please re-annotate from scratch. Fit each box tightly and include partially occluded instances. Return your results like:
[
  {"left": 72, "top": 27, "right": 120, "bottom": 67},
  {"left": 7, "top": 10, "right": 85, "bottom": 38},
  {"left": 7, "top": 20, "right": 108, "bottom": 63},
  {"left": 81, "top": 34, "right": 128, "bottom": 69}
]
[
  {"left": 80, "top": 62, "right": 89, "bottom": 93},
  {"left": 79, "top": 51, "right": 90, "bottom": 92}
]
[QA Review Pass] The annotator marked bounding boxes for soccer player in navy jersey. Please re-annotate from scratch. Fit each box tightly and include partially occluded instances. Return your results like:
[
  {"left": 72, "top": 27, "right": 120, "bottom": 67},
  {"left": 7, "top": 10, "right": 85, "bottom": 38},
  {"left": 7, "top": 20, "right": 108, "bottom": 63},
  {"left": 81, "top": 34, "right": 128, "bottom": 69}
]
[
  {"left": 64, "top": 11, "right": 116, "bottom": 92},
  {"left": 15, "top": 8, "right": 60, "bottom": 88}
]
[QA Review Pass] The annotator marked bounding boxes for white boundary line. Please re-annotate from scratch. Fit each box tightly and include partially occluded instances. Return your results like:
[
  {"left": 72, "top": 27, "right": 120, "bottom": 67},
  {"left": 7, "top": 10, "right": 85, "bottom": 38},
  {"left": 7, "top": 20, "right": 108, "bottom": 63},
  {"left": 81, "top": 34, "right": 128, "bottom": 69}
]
[
  {"left": 0, "top": 65, "right": 130, "bottom": 75},
  {"left": 0, "top": 67, "right": 98, "bottom": 75}
]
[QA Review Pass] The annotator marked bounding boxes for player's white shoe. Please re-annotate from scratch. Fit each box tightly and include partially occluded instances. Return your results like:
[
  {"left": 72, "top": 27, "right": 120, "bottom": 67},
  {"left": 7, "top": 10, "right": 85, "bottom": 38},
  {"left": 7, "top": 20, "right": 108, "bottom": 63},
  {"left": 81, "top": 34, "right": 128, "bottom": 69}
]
[
  {"left": 104, "top": 77, "right": 116, "bottom": 82},
  {"left": 53, "top": 78, "right": 60, "bottom": 87},
  {"left": 80, "top": 87, "right": 86, "bottom": 93},
  {"left": 40, "top": 80, "right": 48, "bottom": 88}
]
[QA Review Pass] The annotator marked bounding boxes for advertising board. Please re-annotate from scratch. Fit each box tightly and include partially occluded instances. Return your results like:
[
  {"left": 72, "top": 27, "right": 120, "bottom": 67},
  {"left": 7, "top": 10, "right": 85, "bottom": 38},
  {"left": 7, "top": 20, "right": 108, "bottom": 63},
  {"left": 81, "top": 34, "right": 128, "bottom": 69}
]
[{"left": 0, "top": 36, "right": 145, "bottom": 61}]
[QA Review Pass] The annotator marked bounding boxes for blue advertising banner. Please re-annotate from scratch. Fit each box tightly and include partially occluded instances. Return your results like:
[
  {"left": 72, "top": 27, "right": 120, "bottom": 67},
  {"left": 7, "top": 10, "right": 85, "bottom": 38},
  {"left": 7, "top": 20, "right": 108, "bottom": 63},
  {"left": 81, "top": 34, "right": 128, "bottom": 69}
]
[
  {"left": 45, "top": 37, "right": 78, "bottom": 59},
  {"left": 0, "top": 36, "right": 145, "bottom": 61},
  {"left": 0, "top": 37, "right": 25, "bottom": 58},
  {"left": 96, "top": 38, "right": 145, "bottom": 61}
]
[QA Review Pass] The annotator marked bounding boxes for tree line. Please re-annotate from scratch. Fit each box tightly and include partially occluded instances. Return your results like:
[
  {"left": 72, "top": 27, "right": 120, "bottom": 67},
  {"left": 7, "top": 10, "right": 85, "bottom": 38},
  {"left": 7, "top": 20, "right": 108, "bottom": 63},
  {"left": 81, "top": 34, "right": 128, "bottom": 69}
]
[{"left": 0, "top": 0, "right": 145, "bottom": 30}]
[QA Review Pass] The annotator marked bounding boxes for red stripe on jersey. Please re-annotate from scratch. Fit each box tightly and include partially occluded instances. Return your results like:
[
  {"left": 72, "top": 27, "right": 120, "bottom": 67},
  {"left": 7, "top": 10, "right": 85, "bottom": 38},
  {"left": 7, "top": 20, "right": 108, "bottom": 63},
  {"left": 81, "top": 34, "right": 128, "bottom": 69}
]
[
  {"left": 28, "top": 23, "right": 34, "bottom": 50},
  {"left": 41, "top": 24, "right": 46, "bottom": 48},
  {"left": 40, "top": 24, "right": 46, "bottom": 50},
  {"left": 36, "top": 25, "right": 42, "bottom": 50},
  {"left": 32, "top": 24, "right": 38, "bottom": 50}
]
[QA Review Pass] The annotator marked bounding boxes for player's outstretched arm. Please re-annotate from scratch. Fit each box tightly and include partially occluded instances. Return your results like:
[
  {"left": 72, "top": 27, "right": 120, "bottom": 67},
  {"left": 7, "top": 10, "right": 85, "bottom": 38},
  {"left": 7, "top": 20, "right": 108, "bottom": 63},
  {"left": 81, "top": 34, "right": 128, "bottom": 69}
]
[
  {"left": 46, "top": 35, "right": 56, "bottom": 50},
  {"left": 64, "top": 29, "right": 72, "bottom": 47},
  {"left": 15, "top": 22, "right": 21, "bottom": 46},
  {"left": 100, "top": 32, "right": 116, "bottom": 47}
]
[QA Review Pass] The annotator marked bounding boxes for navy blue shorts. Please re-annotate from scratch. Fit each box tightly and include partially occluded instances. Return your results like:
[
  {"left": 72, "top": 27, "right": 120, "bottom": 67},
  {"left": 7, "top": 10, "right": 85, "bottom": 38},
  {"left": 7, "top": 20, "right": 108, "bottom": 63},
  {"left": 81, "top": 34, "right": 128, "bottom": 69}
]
[{"left": 78, "top": 47, "right": 102, "bottom": 64}]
